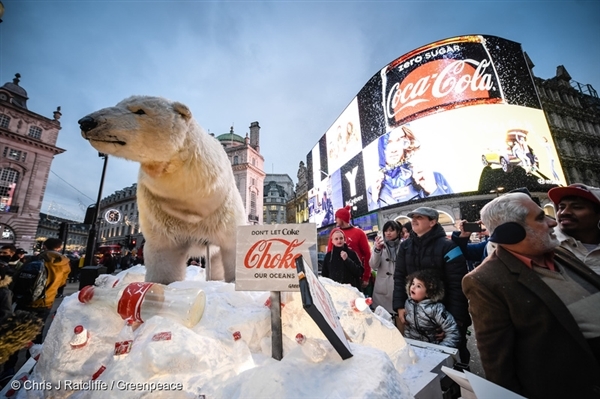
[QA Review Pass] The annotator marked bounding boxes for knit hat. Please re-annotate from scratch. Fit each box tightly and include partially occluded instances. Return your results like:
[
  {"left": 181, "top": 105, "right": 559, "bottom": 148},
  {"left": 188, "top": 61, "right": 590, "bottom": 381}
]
[{"left": 335, "top": 205, "right": 352, "bottom": 224}]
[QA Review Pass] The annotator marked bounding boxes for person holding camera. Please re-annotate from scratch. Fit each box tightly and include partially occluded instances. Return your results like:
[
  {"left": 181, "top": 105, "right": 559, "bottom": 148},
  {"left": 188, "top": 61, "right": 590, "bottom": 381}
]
[
  {"left": 451, "top": 220, "right": 493, "bottom": 270},
  {"left": 369, "top": 220, "right": 402, "bottom": 314}
]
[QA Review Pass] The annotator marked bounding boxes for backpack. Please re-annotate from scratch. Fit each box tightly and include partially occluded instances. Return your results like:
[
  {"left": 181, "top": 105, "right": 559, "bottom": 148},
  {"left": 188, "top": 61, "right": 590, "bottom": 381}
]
[{"left": 12, "top": 256, "right": 48, "bottom": 306}]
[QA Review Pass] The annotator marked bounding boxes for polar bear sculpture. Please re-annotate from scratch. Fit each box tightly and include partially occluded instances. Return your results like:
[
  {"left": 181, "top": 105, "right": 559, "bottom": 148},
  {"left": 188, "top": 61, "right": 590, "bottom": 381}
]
[{"left": 79, "top": 96, "right": 246, "bottom": 284}]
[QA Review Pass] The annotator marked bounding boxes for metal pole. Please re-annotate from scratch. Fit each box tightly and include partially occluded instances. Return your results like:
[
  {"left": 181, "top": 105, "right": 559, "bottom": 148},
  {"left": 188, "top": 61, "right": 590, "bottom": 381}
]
[
  {"left": 270, "top": 291, "right": 283, "bottom": 360},
  {"left": 83, "top": 154, "right": 108, "bottom": 266}
]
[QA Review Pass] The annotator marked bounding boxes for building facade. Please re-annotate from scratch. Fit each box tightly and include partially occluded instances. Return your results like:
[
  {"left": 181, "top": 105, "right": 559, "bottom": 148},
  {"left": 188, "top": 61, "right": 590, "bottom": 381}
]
[
  {"left": 263, "top": 174, "right": 294, "bottom": 224},
  {"left": 287, "top": 161, "right": 309, "bottom": 224},
  {"left": 35, "top": 213, "right": 89, "bottom": 253},
  {"left": 97, "top": 183, "right": 140, "bottom": 250},
  {"left": 0, "top": 74, "right": 65, "bottom": 251},
  {"left": 533, "top": 64, "right": 600, "bottom": 187},
  {"left": 216, "top": 122, "right": 265, "bottom": 225}
]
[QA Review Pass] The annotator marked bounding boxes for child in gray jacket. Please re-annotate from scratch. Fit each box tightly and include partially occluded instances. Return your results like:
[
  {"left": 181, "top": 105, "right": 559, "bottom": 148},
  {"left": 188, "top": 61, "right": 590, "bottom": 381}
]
[{"left": 403, "top": 269, "right": 460, "bottom": 347}]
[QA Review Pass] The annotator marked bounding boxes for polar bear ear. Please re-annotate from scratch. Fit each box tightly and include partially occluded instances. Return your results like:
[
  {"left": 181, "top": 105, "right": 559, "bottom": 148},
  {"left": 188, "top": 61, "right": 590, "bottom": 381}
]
[{"left": 172, "top": 102, "right": 192, "bottom": 121}]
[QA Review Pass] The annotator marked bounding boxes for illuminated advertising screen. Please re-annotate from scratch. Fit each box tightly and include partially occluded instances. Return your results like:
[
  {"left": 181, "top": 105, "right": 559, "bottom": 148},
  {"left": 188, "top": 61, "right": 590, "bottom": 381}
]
[{"left": 308, "top": 35, "right": 565, "bottom": 228}]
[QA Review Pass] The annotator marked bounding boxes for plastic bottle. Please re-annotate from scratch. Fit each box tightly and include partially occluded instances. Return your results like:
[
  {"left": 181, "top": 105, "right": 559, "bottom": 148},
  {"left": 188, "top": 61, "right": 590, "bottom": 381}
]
[
  {"left": 69, "top": 325, "right": 90, "bottom": 349},
  {"left": 351, "top": 297, "right": 373, "bottom": 312},
  {"left": 295, "top": 333, "right": 327, "bottom": 362},
  {"left": 78, "top": 282, "right": 206, "bottom": 328},
  {"left": 231, "top": 331, "right": 255, "bottom": 373}
]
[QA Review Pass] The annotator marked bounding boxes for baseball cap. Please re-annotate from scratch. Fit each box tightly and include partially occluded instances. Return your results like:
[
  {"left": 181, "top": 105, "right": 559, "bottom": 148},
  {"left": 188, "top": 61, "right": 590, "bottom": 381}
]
[
  {"left": 407, "top": 207, "right": 439, "bottom": 221},
  {"left": 548, "top": 184, "right": 600, "bottom": 206}
]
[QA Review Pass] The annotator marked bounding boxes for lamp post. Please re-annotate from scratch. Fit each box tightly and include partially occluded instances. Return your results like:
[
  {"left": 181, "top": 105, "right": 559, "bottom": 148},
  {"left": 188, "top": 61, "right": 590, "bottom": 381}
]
[{"left": 83, "top": 153, "right": 108, "bottom": 266}]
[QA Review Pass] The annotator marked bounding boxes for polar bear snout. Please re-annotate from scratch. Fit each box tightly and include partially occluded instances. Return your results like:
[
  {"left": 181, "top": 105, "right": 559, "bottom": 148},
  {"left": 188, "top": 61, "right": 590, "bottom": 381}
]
[{"left": 78, "top": 116, "right": 98, "bottom": 133}]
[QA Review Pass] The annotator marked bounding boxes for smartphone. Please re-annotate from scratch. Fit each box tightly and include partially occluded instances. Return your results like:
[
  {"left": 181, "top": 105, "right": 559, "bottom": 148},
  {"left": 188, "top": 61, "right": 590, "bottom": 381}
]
[{"left": 463, "top": 222, "right": 483, "bottom": 233}]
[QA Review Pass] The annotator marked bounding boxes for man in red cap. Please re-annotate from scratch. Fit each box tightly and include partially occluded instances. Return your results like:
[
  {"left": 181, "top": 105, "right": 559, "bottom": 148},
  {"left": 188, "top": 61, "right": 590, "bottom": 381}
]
[
  {"left": 548, "top": 183, "right": 600, "bottom": 274},
  {"left": 326, "top": 205, "right": 371, "bottom": 290}
]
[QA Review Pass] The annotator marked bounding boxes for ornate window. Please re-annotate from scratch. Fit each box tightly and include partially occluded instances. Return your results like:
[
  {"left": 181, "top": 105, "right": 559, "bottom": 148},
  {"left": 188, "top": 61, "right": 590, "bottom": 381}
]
[
  {"left": 3, "top": 147, "right": 27, "bottom": 162},
  {"left": 0, "top": 224, "right": 15, "bottom": 242},
  {"left": 0, "top": 114, "right": 10, "bottom": 129},
  {"left": 250, "top": 191, "right": 257, "bottom": 217},
  {"left": 0, "top": 168, "right": 18, "bottom": 211},
  {"left": 28, "top": 126, "right": 42, "bottom": 139},
  {"left": 233, "top": 155, "right": 239, "bottom": 165}
]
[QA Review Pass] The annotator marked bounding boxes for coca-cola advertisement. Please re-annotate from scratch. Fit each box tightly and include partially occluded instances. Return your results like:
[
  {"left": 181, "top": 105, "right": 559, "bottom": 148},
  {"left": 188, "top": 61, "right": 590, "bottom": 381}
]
[
  {"left": 235, "top": 224, "right": 318, "bottom": 291},
  {"left": 307, "top": 34, "right": 566, "bottom": 223}
]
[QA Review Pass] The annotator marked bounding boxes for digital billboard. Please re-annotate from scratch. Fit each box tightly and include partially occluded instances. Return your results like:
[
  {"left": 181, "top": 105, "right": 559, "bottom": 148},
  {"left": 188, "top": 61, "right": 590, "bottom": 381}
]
[{"left": 308, "top": 35, "right": 565, "bottom": 228}]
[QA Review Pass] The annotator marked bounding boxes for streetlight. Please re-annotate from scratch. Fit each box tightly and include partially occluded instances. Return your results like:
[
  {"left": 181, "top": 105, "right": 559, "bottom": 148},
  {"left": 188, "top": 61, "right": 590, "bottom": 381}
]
[{"left": 83, "top": 153, "right": 109, "bottom": 266}]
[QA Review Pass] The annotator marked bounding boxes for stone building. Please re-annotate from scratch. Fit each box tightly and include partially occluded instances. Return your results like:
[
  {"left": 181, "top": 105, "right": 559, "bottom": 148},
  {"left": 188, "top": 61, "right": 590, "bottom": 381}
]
[
  {"left": 0, "top": 74, "right": 65, "bottom": 251},
  {"left": 35, "top": 212, "right": 89, "bottom": 252},
  {"left": 216, "top": 122, "right": 265, "bottom": 225},
  {"left": 97, "top": 183, "right": 139, "bottom": 249},
  {"left": 263, "top": 174, "right": 294, "bottom": 224},
  {"left": 532, "top": 64, "right": 600, "bottom": 186},
  {"left": 286, "top": 161, "right": 309, "bottom": 224}
]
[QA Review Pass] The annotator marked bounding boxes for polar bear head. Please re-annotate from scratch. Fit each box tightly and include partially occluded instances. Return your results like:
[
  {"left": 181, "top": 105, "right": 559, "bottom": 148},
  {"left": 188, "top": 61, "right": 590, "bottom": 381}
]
[{"left": 79, "top": 96, "right": 194, "bottom": 164}]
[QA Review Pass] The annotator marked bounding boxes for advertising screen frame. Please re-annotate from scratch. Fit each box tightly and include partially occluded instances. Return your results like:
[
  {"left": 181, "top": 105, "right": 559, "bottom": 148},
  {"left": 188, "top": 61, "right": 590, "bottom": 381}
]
[{"left": 307, "top": 34, "right": 565, "bottom": 228}]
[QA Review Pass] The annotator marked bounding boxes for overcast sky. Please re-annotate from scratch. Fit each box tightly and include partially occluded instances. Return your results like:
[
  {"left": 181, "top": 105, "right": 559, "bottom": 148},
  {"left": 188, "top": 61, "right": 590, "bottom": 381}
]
[{"left": 0, "top": 0, "right": 598, "bottom": 221}]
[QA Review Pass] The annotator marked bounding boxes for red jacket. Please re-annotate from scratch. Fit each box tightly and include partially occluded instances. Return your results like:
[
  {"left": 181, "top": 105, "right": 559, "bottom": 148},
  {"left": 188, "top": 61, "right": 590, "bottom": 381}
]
[{"left": 327, "top": 226, "right": 371, "bottom": 283}]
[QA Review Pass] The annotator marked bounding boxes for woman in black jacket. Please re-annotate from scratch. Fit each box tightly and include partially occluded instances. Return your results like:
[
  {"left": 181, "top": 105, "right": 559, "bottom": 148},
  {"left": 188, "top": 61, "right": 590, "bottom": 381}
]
[{"left": 322, "top": 229, "right": 364, "bottom": 290}]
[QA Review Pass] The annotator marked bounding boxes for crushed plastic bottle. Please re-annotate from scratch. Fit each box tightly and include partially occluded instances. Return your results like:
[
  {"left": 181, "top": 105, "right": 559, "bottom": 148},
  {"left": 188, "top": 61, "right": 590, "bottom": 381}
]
[
  {"left": 70, "top": 325, "right": 90, "bottom": 349},
  {"left": 351, "top": 297, "right": 373, "bottom": 312},
  {"left": 78, "top": 282, "right": 206, "bottom": 328},
  {"left": 295, "top": 333, "right": 327, "bottom": 362},
  {"left": 231, "top": 331, "right": 255, "bottom": 373}
]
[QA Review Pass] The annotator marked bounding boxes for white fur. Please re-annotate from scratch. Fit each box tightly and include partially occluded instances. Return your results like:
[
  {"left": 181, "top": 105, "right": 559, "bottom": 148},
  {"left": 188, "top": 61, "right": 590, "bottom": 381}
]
[{"left": 80, "top": 96, "right": 246, "bottom": 284}]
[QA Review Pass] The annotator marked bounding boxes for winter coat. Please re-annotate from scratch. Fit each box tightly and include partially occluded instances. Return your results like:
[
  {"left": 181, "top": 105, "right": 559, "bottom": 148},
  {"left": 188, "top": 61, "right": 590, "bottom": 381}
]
[
  {"left": 403, "top": 277, "right": 460, "bottom": 347},
  {"left": 393, "top": 223, "right": 471, "bottom": 326},
  {"left": 369, "top": 238, "right": 400, "bottom": 313},
  {"left": 463, "top": 246, "right": 600, "bottom": 399},
  {"left": 326, "top": 226, "right": 372, "bottom": 285},
  {"left": 0, "top": 275, "right": 13, "bottom": 324},
  {"left": 322, "top": 244, "right": 364, "bottom": 289},
  {"left": 30, "top": 250, "right": 71, "bottom": 309},
  {"left": 0, "top": 274, "right": 44, "bottom": 363}
]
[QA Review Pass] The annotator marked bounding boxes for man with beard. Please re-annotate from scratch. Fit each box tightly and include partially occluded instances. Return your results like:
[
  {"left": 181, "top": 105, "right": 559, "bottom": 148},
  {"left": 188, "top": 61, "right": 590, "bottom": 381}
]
[
  {"left": 463, "top": 192, "right": 600, "bottom": 399},
  {"left": 548, "top": 183, "right": 600, "bottom": 274}
]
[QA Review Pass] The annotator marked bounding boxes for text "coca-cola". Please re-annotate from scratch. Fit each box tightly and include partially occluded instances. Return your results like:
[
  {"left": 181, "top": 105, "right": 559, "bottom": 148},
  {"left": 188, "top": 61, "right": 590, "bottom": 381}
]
[{"left": 244, "top": 238, "right": 305, "bottom": 269}]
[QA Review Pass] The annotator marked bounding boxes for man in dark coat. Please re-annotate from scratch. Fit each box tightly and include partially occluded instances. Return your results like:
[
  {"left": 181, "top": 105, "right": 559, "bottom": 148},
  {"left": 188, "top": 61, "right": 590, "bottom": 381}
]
[
  {"left": 393, "top": 206, "right": 471, "bottom": 362},
  {"left": 463, "top": 192, "right": 600, "bottom": 399}
]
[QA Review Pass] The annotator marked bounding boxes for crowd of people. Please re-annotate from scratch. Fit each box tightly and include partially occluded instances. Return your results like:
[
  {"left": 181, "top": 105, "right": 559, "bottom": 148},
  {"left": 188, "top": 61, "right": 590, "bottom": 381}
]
[
  {"left": 322, "top": 183, "right": 600, "bottom": 398},
  {"left": 1, "top": 182, "right": 599, "bottom": 396}
]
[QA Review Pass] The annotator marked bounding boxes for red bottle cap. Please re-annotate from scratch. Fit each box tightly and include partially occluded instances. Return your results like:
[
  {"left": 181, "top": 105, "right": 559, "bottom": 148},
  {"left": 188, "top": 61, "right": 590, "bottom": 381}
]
[
  {"left": 74, "top": 325, "right": 84, "bottom": 334},
  {"left": 78, "top": 286, "right": 95, "bottom": 303},
  {"left": 295, "top": 333, "right": 306, "bottom": 344},
  {"left": 233, "top": 331, "right": 242, "bottom": 341}
]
